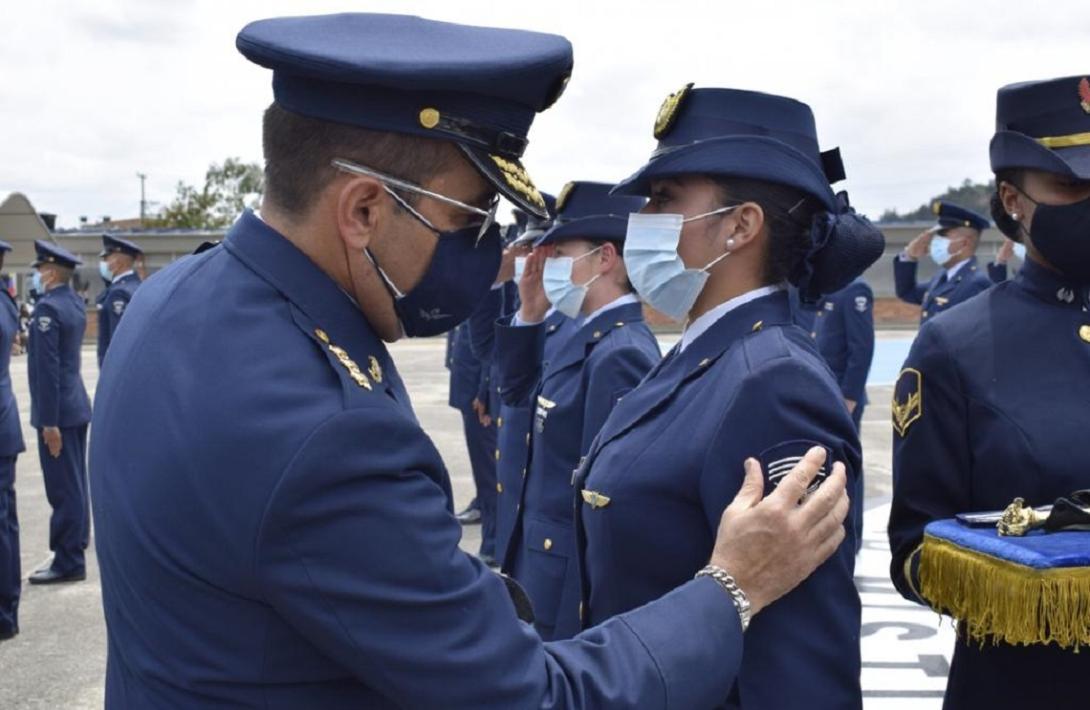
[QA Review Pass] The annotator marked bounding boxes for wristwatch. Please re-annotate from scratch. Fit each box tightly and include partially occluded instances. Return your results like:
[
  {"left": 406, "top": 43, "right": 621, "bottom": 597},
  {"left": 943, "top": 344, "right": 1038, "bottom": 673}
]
[{"left": 696, "top": 564, "right": 751, "bottom": 631}]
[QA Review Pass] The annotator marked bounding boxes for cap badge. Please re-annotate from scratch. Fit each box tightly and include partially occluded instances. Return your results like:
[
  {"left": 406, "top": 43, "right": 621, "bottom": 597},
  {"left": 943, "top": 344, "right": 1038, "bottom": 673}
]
[
  {"left": 653, "top": 82, "right": 693, "bottom": 139},
  {"left": 419, "top": 107, "right": 441, "bottom": 129},
  {"left": 1079, "top": 78, "right": 1090, "bottom": 114},
  {"left": 556, "top": 182, "right": 576, "bottom": 213}
]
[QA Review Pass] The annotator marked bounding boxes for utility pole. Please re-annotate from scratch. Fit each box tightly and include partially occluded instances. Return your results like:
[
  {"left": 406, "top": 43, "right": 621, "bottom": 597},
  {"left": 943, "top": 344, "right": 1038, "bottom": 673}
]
[{"left": 137, "top": 172, "right": 147, "bottom": 225}]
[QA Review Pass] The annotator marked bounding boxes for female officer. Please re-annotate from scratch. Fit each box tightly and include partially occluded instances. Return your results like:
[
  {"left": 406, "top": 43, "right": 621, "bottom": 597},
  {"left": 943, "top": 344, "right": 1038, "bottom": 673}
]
[
  {"left": 889, "top": 75, "right": 1090, "bottom": 708},
  {"left": 570, "top": 87, "right": 884, "bottom": 708},
  {"left": 494, "top": 181, "right": 660, "bottom": 640}
]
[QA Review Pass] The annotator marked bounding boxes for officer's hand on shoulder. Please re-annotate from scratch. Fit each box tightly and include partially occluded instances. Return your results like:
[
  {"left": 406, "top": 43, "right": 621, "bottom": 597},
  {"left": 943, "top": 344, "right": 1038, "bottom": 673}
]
[
  {"left": 517, "top": 247, "right": 552, "bottom": 324},
  {"left": 710, "top": 447, "right": 848, "bottom": 615},
  {"left": 903, "top": 229, "right": 935, "bottom": 261}
]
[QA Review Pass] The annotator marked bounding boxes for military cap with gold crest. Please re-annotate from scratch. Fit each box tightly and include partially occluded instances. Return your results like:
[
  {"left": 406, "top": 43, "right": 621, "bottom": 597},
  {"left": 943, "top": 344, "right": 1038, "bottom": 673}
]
[
  {"left": 534, "top": 181, "right": 646, "bottom": 247},
  {"left": 930, "top": 200, "right": 989, "bottom": 233},
  {"left": 613, "top": 85, "right": 847, "bottom": 212},
  {"left": 235, "top": 13, "right": 573, "bottom": 217},
  {"left": 31, "top": 239, "right": 82, "bottom": 269},
  {"left": 614, "top": 85, "right": 884, "bottom": 302},
  {"left": 992, "top": 74, "right": 1090, "bottom": 179}
]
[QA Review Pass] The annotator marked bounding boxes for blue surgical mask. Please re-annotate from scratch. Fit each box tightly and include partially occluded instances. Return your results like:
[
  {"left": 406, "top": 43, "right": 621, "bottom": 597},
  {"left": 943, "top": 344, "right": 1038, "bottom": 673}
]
[
  {"left": 623, "top": 208, "right": 737, "bottom": 321},
  {"left": 99, "top": 261, "right": 113, "bottom": 282},
  {"left": 929, "top": 235, "right": 952, "bottom": 267},
  {"left": 1013, "top": 242, "right": 1027, "bottom": 261},
  {"left": 543, "top": 246, "right": 603, "bottom": 319},
  {"left": 30, "top": 271, "right": 42, "bottom": 293}
]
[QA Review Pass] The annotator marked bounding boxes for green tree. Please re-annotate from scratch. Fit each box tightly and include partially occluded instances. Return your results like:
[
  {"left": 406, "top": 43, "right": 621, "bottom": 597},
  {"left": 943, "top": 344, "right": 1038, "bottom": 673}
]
[
  {"left": 150, "top": 158, "right": 263, "bottom": 229},
  {"left": 879, "top": 178, "right": 995, "bottom": 223}
]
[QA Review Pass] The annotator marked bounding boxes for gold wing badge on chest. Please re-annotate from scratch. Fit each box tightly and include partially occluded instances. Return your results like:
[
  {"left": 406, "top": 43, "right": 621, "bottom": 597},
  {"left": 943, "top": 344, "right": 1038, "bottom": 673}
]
[
  {"left": 581, "top": 489, "right": 611, "bottom": 509},
  {"left": 892, "top": 368, "right": 922, "bottom": 437}
]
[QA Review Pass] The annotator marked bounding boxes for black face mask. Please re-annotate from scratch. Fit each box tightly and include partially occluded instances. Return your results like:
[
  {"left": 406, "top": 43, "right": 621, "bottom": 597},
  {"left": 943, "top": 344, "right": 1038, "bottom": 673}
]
[
  {"left": 1020, "top": 190, "right": 1090, "bottom": 283},
  {"left": 367, "top": 194, "right": 502, "bottom": 338}
]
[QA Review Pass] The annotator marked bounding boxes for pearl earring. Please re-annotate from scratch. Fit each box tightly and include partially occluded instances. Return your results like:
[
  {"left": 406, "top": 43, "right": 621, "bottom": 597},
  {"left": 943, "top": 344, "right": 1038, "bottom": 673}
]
[
  {"left": 1010, "top": 213, "right": 1019, "bottom": 220},
  {"left": 726, "top": 238, "right": 736, "bottom": 248}
]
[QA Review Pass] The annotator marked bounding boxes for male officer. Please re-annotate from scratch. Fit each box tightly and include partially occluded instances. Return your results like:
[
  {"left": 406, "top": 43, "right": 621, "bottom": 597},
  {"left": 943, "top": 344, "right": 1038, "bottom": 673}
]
[
  {"left": 894, "top": 200, "right": 993, "bottom": 321},
  {"left": 812, "top": 277, "right": 875, "bottom": 547},
  {"left": 458, "top": 213, "right": 550, "bottom": 562},
  {"left": 96, "top": 234, "right": 143, "bottom": 368},
  {"left": 27, "top": 240, "right": 91, "bottom": 585},
  {"left": 90, "top": 14, "right": 849, "bottom": 708},
  {"left": 447, "top": 317, "right": 493, "bottom": 532},
  {"left": 0, "top": 241, "right": 25, "bottom": 639},
  {"left": 812, "top": 278, "right": 875, "bottom": 430}
]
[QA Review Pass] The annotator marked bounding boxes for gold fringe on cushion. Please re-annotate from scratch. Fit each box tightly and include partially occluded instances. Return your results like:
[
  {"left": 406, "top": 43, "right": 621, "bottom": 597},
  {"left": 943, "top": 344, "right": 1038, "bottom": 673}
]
[{"left": 920, "top": 534, "right": 1090, "bottom": 650}]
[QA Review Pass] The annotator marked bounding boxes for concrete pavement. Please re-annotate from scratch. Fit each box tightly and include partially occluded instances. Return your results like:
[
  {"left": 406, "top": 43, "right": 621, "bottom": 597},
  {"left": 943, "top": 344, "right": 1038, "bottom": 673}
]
[{"left": 0, "top": 334, "right": 946, "bottom": 708}]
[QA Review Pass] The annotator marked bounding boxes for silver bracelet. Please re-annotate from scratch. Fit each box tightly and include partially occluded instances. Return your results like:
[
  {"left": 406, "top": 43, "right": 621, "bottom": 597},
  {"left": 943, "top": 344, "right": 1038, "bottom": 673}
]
[{"left": 696, "top": 565, "right": 751, "bottom": 632}]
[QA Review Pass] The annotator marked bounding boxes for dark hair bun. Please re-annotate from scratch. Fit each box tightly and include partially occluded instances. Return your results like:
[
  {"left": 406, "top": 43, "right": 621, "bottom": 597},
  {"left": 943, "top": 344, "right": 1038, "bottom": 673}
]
[{"left": 791, "top": 191, "right": 885, "bottom": 303}]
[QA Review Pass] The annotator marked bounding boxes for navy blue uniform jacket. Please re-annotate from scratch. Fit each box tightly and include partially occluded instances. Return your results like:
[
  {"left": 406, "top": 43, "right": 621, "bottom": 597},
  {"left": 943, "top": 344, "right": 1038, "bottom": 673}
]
[
  {"left": 889, "top": 258, "right": 1090, "bottom": 708},
  {"left": 89, "top": 211, "right": 747, "bottom": 709},
  {"left": 894, "top": 255, "right": 992, "bottom": 322},
  {"left": 28, "top": 285, "right": 91, "bottom": 429},
  {"left": 575, "top": 291, "right": 863, "bottom": 709}
]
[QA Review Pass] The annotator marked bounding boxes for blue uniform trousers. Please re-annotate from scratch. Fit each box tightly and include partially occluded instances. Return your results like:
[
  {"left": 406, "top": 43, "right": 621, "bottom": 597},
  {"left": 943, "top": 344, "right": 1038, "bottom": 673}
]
[
  {"left": 38, "top": 424, "right": 87, "bottom": 574},
  {"left": 0, "top": 456, "right": 18, "bottom": 632},
  {"left": 461, "top": 409, "right": 498, "bottom": 559}
]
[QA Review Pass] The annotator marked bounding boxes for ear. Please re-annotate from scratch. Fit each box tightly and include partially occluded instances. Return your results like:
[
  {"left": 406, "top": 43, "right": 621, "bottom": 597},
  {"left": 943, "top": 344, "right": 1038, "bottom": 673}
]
[
  {"left": 998, "top": 181, "right": 1024, "bottom": 222},
  {"left": 723, "top": 202, "right": 766, "bottom": 251},
  {"left": 599, "top": 241, "right": 620, "bottom": 273},
  {"left": 334, "top": 176, "right": 388, "bottom": 252}
]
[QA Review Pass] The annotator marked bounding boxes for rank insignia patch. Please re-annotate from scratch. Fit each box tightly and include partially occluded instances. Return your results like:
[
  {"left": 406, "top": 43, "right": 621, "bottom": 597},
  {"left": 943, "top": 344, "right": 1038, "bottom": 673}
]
[
  {"left": 892, "top": 368, "right": 923, "bottom": 437},
  {"left": 758, "top": 440, "right": 831, "bottom": 494}
]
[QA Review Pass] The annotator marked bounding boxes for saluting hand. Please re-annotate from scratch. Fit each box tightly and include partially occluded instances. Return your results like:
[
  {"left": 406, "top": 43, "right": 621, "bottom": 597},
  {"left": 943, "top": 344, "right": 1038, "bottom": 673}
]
[
  {"left": 43, "top": 426, "right": 63, "bottom": 458},
  {"left": 903, "top": 229, "right": 935, "bottom": 260},
  {"left": 996, "top": 239, "right": 1016, "bottom": 265},
  {"left": 516, "top": 246, "right": 552, "bottom": 324},
  {"left": 710, "top": 447, "right": 849, "bottom": 616},
  {"left": 495, "top": 247, "right": 518, "bottom": 286}
]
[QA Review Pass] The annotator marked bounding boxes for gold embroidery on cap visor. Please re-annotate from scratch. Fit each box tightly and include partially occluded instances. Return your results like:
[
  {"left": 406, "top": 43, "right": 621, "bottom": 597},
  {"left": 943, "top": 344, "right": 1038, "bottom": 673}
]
[
  {"left": 490, "top": 155, "right": 545, "bottom": 210},
  {"left": 653, "top": 82, "right": 694, "bottom": 139},
  {"left": 892, "top": 368, "right": 922, "bottom": 437},
  {"left": 1036, "top": 130, "right": 1090, "bottom": 149}
]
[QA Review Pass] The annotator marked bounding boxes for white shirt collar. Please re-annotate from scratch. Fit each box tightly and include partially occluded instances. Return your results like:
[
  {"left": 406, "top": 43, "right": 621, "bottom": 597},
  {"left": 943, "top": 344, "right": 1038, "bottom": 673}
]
[
  {"left": 114, "top": 270, "right": 135, "bottom": 281},
  {"left": 581, "top": 293, "right": 639, "bottom": 326},
  {"left": 945, "top": 258, "right": 972, "bottom": 280},
  {"left": 679, "top": 285, "right": 784, "bottom": 353}
]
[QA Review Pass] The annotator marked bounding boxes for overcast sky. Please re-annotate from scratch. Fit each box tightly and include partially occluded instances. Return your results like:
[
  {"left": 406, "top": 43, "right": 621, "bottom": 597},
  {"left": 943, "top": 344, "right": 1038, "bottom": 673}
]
[{"left": 4, "top": 0, "right": 1089, "bottom": 228}]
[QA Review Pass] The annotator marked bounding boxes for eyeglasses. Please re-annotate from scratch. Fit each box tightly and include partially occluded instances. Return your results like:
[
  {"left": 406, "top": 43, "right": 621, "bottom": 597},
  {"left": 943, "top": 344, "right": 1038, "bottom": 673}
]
[{"left": 331, "top": 159, "right": 499, "bottom": 244}]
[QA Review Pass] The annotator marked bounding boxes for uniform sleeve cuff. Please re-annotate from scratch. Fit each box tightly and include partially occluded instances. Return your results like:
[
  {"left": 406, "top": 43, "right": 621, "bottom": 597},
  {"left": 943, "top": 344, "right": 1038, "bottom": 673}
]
[{"left": 618, "top": 578, "right": 743, "bottom": 709}]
